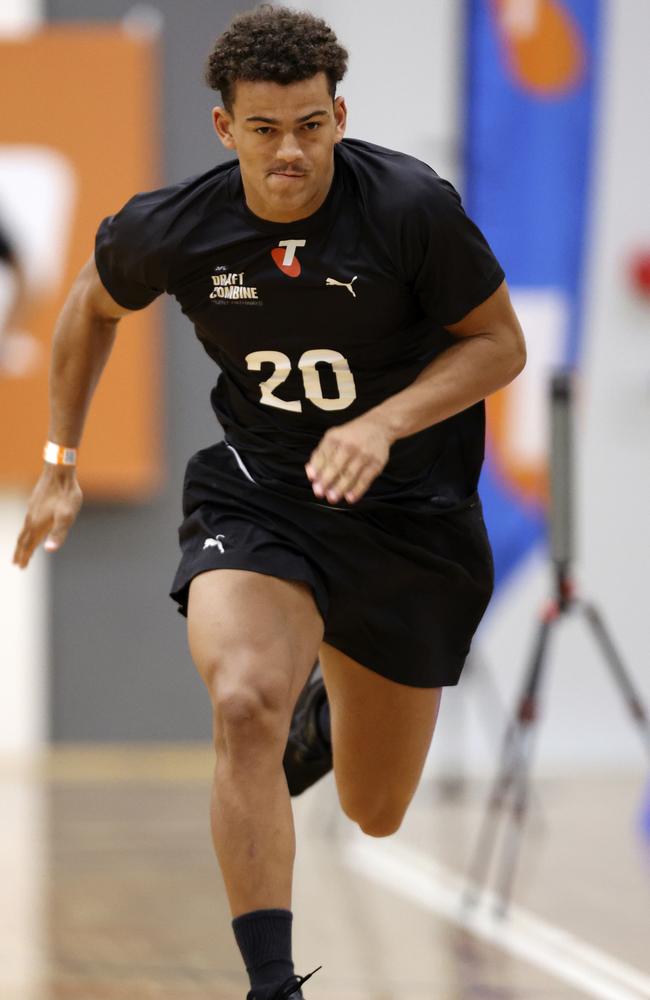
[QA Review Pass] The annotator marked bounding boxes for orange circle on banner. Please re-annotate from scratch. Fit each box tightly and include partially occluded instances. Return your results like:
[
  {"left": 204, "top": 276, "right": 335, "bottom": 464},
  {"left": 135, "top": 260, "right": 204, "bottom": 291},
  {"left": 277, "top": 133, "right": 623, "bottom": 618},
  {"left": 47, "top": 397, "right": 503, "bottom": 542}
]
[
  {"left": 492, "top": 0, "right": 586, "bottom": 96},
  {"left": 486, "top": 390, "right": 549, "bottom": 508}
]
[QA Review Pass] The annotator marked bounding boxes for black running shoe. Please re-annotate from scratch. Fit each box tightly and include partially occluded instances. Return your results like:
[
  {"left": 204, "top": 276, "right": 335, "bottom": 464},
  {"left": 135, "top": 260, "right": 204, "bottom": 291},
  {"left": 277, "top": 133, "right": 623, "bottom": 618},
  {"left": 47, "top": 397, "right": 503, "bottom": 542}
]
[
  {"left": 283, "top": 664, "right": 332, "bottom": 797},
  {"left": 247, "top": 964, "right": 323, "bottom": 999}
]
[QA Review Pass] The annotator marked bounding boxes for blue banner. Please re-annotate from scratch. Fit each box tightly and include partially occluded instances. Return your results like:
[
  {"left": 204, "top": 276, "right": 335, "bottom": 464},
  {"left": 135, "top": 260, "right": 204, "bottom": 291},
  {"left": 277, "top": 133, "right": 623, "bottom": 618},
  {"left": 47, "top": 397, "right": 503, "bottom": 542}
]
[{"left": 465, "top": 0, "right": 601, "bottom": 586}]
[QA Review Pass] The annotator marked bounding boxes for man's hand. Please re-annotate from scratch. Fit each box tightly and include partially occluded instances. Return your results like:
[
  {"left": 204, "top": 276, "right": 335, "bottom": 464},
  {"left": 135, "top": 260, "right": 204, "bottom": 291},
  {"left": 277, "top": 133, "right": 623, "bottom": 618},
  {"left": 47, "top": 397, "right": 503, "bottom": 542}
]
[
  {"left": 11, "top": 254, "right": 130, "bottom": 569},
  {"left": 13, "top": 467, "right": 83, "bottom": 568},
  {"left": 305, "top": 413, "right": 393, "bottom": 504}
]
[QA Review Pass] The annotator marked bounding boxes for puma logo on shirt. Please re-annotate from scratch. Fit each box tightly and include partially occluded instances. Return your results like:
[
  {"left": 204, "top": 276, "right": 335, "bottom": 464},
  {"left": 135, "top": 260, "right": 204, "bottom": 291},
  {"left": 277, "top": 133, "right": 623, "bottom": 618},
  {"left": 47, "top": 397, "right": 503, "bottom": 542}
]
[
  {"left": 326, "top": 275, "right": 358, "bottom": 298},
  {"left": 203, "top": 535, "right": 225, "bottom": 553}
]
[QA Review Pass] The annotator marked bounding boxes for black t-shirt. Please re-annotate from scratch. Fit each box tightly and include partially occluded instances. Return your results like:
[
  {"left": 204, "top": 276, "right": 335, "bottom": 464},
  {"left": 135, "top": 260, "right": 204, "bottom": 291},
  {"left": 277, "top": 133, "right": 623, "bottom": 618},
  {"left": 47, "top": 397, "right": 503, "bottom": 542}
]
[{"left": 95, "top": 138, "right": 505, "bottom": 505}]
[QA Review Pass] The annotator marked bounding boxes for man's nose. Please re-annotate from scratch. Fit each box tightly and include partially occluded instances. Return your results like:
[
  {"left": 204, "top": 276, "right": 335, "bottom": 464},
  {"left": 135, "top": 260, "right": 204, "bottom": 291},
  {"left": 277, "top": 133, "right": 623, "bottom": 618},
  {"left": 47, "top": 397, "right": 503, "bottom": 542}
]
[{"left": 276, "top": 131, "right": 304, "bottom": 163}]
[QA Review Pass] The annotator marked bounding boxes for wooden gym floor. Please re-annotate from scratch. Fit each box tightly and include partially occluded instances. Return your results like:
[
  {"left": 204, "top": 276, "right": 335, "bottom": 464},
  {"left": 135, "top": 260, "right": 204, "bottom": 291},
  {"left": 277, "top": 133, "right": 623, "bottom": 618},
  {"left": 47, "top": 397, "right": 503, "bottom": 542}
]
[{"left": 1, "top": 746, "right": 649, "bottom": 1000}]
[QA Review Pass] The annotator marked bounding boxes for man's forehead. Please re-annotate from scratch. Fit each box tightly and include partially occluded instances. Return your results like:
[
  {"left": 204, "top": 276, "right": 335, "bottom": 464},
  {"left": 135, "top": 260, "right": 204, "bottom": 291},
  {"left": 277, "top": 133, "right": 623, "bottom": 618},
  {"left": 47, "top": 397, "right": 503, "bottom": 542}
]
[{"left": 231, "top": 73, "right": 333, "bottom": 118}]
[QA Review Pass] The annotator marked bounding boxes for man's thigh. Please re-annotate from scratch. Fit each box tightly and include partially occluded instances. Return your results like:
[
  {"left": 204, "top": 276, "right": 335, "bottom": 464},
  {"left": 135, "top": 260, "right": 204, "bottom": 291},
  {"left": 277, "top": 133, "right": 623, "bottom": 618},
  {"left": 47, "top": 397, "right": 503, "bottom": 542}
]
[
  {"left": 188, "top": 569, "right": 324, "bottom": 715},
  {"left": 319, "top": 641, "right": 442, "bottom": 832}
]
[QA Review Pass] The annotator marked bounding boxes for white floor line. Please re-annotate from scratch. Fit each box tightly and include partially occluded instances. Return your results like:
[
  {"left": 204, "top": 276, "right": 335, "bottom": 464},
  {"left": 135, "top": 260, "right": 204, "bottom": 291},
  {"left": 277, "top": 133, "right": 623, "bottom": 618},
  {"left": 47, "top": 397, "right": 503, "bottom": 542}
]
[{"left": 343, "top": 833, "right": 650, "bottom": 1000}]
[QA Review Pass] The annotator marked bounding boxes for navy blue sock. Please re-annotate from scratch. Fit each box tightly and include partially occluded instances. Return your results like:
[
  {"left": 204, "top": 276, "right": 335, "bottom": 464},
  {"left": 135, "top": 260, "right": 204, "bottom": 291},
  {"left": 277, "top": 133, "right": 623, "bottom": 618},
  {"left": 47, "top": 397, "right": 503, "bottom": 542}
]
[
  {"left": 232, "top": 908, "right": 294, "bottom": 998},
  {"left": 317, "top": 693, "right": 331, "bottom": 744}
]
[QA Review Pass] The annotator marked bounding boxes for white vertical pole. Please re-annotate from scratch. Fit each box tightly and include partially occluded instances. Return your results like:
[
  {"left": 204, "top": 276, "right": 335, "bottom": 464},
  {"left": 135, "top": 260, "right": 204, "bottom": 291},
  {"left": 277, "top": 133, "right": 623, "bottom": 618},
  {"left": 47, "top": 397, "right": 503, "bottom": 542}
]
[
  {"left": 0, "top": 498, "right": 48, "bottom": 753},
  {"left": 0, "top": 0, "right": 47, "bottom": 757},
  {"left": 0, "top": 6, "right": 47, "bottom": 1000}
]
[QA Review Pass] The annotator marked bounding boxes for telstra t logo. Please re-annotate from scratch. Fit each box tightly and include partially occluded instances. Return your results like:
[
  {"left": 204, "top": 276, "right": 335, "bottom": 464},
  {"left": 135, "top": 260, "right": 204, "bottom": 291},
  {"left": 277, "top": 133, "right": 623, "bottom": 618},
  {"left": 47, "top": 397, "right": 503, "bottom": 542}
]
[{"left": 271, "top": 239, "right": 306, "bottom": 278}]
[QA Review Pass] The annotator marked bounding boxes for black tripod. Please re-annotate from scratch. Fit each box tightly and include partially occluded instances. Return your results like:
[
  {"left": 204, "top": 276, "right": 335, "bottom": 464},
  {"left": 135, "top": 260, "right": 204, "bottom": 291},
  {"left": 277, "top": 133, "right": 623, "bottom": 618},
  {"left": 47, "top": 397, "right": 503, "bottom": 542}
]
[{"left": 462, "top": 371, "right": 650, "bottom": 918}]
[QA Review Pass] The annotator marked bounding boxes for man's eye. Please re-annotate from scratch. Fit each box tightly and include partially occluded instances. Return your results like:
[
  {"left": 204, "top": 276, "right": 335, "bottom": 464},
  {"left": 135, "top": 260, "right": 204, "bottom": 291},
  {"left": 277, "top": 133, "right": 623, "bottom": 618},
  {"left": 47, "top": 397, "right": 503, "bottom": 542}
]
[
  {"left": 255, "top": 126, "right": 273, "bottom": 135},
  {"left": 303, "top": 122, "right": 320, "bottom": 131}
]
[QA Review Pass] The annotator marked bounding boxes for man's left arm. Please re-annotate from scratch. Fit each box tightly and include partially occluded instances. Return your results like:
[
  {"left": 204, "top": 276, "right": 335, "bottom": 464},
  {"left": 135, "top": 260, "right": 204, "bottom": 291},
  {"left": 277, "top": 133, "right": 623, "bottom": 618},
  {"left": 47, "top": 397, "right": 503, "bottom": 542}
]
[{"left": 306, "top": 279, "right": 526, "bottom": 504}]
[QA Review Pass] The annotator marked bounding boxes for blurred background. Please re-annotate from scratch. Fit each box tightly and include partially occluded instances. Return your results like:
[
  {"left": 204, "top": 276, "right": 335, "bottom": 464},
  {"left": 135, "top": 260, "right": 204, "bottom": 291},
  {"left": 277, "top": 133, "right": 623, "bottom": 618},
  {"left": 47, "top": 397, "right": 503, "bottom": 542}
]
[
  {"left": 2, "top": 0, "right": 648, "bottom": 770},
  {"left": 1, "top": 2, "right": 649, "bottom": 997}
]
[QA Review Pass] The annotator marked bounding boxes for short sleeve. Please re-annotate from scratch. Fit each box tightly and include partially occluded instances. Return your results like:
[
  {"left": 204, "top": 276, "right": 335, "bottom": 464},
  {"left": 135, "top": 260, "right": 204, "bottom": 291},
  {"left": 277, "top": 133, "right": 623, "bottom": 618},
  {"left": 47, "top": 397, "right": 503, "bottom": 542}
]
[
  {"left": 408, "top": 177, "right": 505, "bottom": 327},
  {"left": 95, "top": 191, "right": 171, "bottom": 311}
]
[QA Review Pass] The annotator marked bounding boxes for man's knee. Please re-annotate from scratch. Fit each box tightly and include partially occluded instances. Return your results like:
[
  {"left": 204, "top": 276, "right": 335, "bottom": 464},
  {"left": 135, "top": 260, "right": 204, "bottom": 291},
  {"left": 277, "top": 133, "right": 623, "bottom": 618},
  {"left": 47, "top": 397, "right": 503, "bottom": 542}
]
[
  {"left": 339, "top": 790, "right": 410, "bottom": 838},
  {"left": 199, "top": 644, "right": 294, "bottom": 755},
  {"left": 215, "top": 678, "right": 288, "bottom": 733},
  {"left": 357, "top": 805, "right": 407, "bottom": 838}
]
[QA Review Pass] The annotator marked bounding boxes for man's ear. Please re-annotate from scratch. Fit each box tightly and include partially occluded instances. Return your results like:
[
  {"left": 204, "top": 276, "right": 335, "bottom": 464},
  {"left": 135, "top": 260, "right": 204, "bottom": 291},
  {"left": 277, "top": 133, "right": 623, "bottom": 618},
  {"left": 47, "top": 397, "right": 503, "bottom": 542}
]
[
  {"left": 212, "top": 107, "right": 236, "bottom": 150},
  {"left": 333, "top": 96, "right": 347, "bottom": 143}
]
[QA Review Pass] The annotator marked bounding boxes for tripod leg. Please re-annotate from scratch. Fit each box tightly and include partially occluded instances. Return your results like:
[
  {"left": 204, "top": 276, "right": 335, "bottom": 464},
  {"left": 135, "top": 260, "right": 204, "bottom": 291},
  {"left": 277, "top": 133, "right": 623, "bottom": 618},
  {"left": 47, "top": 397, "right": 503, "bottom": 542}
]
[
  {"left": 462, "top": 610, "right": 556, "bottom": 911},
  {"left": 490, "top": 611, "right": 555, "bottom": 917},
  {"left": 579, "top": 600, "right": 650, "bottom": 759},
  {"left": 470, "top": 644, "right": 547, "bottom": 836},
  {"left": 462, "top": 714, "right": 523, "bottom": 909},
  {"left": 492, "top": 718, "right": 539, "bottom": 917}
]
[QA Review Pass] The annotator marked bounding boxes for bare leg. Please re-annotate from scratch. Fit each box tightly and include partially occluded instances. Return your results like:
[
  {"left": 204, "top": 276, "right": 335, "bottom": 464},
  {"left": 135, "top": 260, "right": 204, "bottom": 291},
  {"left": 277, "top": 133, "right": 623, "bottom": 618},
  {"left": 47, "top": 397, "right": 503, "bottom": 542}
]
[
  {"left": 319, "top": 642, "right": 442, "bottom": 836},
  {"left": 188, "top": 569, "right": 323, "bottom": 917}
]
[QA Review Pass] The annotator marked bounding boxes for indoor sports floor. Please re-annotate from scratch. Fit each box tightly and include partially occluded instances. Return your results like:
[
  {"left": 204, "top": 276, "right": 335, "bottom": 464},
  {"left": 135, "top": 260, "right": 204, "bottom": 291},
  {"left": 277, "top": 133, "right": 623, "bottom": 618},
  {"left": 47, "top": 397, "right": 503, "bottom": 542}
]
[{"left": 2, "top": 746, "right": 649, "bottom": 1000}]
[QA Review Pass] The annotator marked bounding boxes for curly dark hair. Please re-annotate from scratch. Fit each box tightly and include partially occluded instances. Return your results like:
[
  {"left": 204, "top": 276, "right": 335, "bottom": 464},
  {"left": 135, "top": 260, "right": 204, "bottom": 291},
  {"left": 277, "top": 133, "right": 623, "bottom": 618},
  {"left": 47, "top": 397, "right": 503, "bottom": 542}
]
[{"left": 205, "top": 5, "right": 348, "bottom": 112}]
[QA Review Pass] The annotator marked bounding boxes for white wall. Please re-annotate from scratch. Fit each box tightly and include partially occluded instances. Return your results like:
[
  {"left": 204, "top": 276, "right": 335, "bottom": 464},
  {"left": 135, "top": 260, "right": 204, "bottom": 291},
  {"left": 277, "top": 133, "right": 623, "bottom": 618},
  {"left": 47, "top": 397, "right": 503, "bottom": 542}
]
[
  {"left": 287, "top": 0, "right": 650, "bottom": 773},
  {"left": 286, "top": 0, "right": 463, "bottom": 185}
]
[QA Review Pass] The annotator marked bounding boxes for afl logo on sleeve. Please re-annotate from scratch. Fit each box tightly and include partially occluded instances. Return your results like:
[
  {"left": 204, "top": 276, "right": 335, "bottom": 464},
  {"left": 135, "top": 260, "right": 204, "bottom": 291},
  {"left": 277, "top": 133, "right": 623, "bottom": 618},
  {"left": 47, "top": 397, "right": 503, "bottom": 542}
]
[{"left": 271, "top": 239, "right": 306, "bottom": 277}]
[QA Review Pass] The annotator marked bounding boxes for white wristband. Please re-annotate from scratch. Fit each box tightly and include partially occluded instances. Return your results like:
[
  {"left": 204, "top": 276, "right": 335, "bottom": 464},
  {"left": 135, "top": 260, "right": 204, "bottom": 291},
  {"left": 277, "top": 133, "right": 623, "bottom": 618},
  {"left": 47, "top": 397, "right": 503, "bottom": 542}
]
[{"left": 43, "top": 441, "right": 77, "bottom": 466}]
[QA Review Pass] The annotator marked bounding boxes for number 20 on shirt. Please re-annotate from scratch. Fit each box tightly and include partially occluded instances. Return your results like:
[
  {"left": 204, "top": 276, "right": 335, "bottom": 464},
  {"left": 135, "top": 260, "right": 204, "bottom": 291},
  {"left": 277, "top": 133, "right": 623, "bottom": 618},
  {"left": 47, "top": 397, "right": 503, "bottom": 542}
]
[{"left": 245, "top": 349, "right": 357, "bottom": 413}]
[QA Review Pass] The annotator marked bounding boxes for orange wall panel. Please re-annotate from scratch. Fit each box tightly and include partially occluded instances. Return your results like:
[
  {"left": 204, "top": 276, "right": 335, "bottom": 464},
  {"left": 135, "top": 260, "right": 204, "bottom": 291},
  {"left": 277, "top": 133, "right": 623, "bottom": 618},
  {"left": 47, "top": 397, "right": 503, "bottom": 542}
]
[{"left": 0, "top": 28, "right": 162, "bottom": 500}]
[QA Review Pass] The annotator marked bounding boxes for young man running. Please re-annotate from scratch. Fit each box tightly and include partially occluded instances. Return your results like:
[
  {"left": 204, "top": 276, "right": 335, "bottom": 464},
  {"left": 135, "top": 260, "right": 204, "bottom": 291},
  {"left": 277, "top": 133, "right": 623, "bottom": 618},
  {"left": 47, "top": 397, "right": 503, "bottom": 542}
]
[{"left": 13, "top": 6, "right": 526, "bottom": 998}]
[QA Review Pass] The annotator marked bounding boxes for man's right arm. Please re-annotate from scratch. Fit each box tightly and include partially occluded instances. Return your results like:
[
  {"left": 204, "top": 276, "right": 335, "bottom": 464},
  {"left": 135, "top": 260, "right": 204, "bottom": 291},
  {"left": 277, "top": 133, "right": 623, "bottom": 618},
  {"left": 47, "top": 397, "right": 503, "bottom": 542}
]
[{"left": 13, "top": 254, "right": 134, "bottom": 569}]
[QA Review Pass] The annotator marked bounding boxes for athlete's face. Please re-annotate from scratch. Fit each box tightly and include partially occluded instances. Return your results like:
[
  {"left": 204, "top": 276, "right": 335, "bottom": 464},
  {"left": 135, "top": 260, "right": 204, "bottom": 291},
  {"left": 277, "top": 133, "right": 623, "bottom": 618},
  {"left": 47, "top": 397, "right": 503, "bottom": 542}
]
[{"left": 212, "top": 72, "right": 347, "bottom": 223}]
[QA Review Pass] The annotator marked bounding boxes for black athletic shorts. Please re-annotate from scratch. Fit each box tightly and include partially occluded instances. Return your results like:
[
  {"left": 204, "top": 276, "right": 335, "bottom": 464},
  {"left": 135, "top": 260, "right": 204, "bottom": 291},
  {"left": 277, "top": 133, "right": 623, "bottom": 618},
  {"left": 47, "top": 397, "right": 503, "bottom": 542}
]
[{"left": 170, "top": 441, "right": 494, "bottom": 688}]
